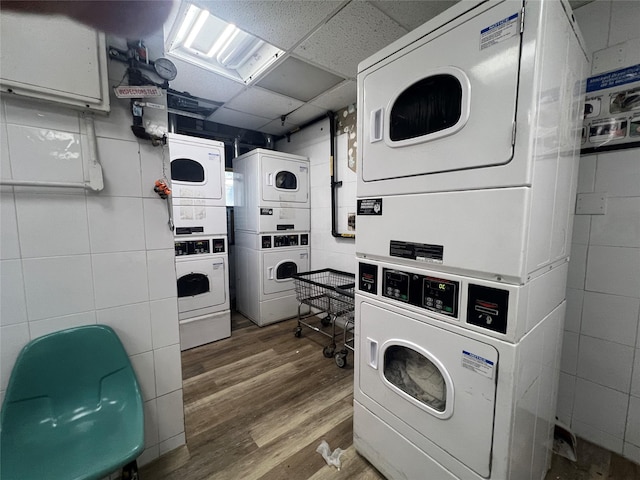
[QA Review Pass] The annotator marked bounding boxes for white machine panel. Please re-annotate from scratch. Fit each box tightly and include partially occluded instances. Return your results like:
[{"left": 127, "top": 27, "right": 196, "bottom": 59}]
[
  {"left": 176, "top": 256, "right": 229, "bottom": 319},
  {"left": 168, "top": 133, "right": 225, "bottom": 207},
  {"left": 263, "top": 249, "right": 309, "bottom": 295},
  {"left": 173, "top": 204, "right": 227, "bottom": 237},
  {"left": 361, "top": 0, "right": 519, "bottom": 184},
  {"left": 233, "top": 148, "right": 310, "bottom": 234},
  {"left": 358, "top": 300, "right": 498, "bottom": 477}
]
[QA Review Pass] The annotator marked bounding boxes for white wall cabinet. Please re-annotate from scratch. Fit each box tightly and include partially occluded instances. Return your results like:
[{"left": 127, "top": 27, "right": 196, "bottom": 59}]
[{"left": 0, "top": 10, "right": 110, "bottom": 113}]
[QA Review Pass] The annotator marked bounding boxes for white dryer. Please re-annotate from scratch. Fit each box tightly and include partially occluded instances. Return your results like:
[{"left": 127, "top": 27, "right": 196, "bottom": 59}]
[
  {"left": 354, "top": 259, "right": 565, "bottom": 479},
  {"left": 167, "top": 132, "right": 227, "bottom": 236},
  {"left": 235, "top": 231, "right": 310, "bottom": 326},
  {"left": 356, "top": 0, "right": 589, "bottom": 283},
  {"left": 175, "top": 236, "right": 230, "bottom": 350},
  {"left": 233, "top": 148, "right": 310, "bottom": 233}
]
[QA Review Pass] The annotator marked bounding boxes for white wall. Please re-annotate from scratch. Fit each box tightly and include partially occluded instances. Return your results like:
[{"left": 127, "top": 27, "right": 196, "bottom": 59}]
[
  {"left": 276, "top": 118, "right": 356, "bottom": 273},
  {"left": 0, "top": 28, "right": 185, "bottom": 468},
  {"left": 558, "top": 0, "right": 640, "bottom": 463}
]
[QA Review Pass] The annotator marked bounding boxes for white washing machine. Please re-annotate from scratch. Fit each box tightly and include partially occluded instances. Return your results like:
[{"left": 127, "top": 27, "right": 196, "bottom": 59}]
[
  {"left": 175, "top": 236, "right": 230, "bottom": 350},
  {"left": 167, "top": 132, "right": 227, "bottom": 236},
  {"left": 354, "top": 259, "right": 564, "bottom": 480},
  {"left": 235, "top": 231, "right": 310, "bottom": 327},
  {"left": 354, "top": 1, "right": 587, "bottom": 479},
  {"left": 233, "top": 148, "right": 310, "bottom": 233},
  {"left": 356, "top": 0, "right": 589, "bottom": 283}
]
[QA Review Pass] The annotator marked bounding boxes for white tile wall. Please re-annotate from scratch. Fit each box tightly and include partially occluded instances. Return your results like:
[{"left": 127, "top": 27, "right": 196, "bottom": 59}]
[
  {"left": 577, "top": 335, "right": 634, "bottom": 392},
  {"left": 0, "top": 322, "right": 30, "bottom": 390},
  {"left": 0, "top": 192, "right": 20, "bottom": 259},
  {"left": 594, "top": 150, "right": 640, "bottom": 197},
  {"left": 154, "top": 344, "right": 182, "bottom": 396},
  {"left": 147, "top": 249, "right": 177, "bottom": 300},
  {"left": 97, "top": 302, "right": 153, "bottom": 356},
  {"left": 564, "top": 288, "right": 584, "bottom": 333},
  {"left": 87, "top": 196, "right": 146, "bottom": 253},
  {"left": 149, "top": 298, "right": 180, "bottom": 349},
  {"left": 565, "top": 2, "right": 640, "bottom": 463},
  {"left": 94, "top": 137, "right": 142, "bottom": 197},
  {"left": 608, "top": 1, "right": 640, "bottom": 46},
  {"left": 0, "top": 259, "right": 27, "bottom": 325},
  {"left": 590, "top": 197, "right": 640, "bottom": 248},
  {"left": 581, "top": 292, "right": 640, "bottom": 346},
  {"left": 0, "top": 42, "right": 183, "bottom": 461},
  {"left": 92, "top": 251, "right": 149, "bottom": 309},
  {"left": 29, "top": 311, "right": 97, "bottom": 339},
  {"left": 561, "top": 331, "right": 580, "bottom": 375},
  {"left": 15, "top": 193, "right": 90, "bottom": 257},
  {"left": 632, "top": 350, "right": 640, "bottom": 397},
  {"left": 7, "top": 125, "right": 84, "bottom": 183},
  {"left": 585, "top": 246, "right": 640, "bottom": 298},
  {"left": 157, "top": 389, "right": 185, "bottom": 441},
  {"left": 22, "top": 255, "right": 95, "bottom": 320},
  {"left": 627, "top": 396, "right": 640, "bottom": 447},
  {"left": 573, "top": 378, "right": 628, "bottom": 438}
]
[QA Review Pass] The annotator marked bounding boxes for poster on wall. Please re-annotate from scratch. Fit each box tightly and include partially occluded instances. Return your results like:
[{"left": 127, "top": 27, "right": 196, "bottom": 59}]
[{"left": 581, "top": 64, "right": 640, "bottom": 155}]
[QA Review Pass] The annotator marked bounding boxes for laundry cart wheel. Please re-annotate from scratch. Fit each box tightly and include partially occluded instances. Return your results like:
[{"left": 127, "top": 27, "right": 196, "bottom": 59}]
[
  {"left": 323, "top": 345, "right": 335, "bottom": 358},
  {"left": 294, "top": 327, "right": 302, "bottom": 338},
  {"left": 321, "top": 315, "right": 332, "bottom": 327},
  {"left": 335, "top": 351, "right": 347, "bottom": 368}
]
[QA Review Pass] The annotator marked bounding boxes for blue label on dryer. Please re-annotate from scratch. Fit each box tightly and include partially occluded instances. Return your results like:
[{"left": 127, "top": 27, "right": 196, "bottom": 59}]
[
  {"left": 462, "top": 350, "right": 495, "bottom": 378},
  {"left": 480, "top": 12, "right": 519, "bottom": 50}
]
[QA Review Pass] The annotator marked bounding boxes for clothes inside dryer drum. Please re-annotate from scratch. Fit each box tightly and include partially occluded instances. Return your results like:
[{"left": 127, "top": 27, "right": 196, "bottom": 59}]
[
  {"left": 384, "top": 346, "right": 446, "bottom": 412},
  {"left": 275, "top": 171, "right": 297, "bottom": 189}
]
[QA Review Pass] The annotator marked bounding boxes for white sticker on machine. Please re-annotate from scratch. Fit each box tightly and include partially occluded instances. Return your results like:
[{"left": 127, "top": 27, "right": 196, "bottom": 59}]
[
  {"left": 480, "top": 12, "right": 519, "bottom": 51},
  {"left": 462, "top": 350, "right": 495, "bottom": 379}
]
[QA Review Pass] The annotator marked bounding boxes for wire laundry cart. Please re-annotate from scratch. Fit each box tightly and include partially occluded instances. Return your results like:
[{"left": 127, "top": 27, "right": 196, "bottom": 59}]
[{"left": 292, "top": 269, "right": 355, "bottom": 368}]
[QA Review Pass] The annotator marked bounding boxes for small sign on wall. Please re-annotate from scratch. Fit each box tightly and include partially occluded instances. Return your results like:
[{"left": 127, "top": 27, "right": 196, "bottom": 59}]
[{"left": 581, "top": 64, "right": 640, "bottom": 155}]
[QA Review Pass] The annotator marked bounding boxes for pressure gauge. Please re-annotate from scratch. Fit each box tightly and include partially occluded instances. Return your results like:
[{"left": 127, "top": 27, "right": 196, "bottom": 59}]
[{"left": 154, "top": 57, "right": 177, "bottom": 81}]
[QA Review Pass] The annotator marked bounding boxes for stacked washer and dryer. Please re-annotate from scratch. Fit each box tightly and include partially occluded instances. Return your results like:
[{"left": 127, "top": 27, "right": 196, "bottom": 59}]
[
  {"left": 354, "top": 1, "right": 588, "bottom": 479},
  {"left": 233, "top": 149, "right": 310, "bottom": 326},
  {"left": 168, "top": 133, "right": 231, "bottom": 350}
]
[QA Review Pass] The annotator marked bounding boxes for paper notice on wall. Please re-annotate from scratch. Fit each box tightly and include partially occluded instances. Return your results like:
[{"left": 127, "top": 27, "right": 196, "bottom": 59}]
[
  {"left": 480, "top": 12, "right": 519, "bottom": 51},
  {"left": 582, "top": 64, "right": 640, "bottom": 154}
]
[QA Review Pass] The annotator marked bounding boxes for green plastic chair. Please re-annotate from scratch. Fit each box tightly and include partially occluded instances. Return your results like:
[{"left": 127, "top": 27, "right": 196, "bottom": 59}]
[{"left": 1, "top": 325, "right": 144, "bottom": 480}]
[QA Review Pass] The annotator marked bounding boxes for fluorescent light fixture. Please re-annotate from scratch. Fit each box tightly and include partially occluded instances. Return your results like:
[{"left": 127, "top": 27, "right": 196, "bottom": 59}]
[
  {"left": 206, "top": 23, "right": 237, "bottom": 58},
  {"left": 166, "top": 3, "right": 284, "bottom": 84},
  {"left": 183, "top": 9, "right": 209, "bottom": 49},
  {"left": 174, "top": 4, "right": 198, "bottom": 44}
]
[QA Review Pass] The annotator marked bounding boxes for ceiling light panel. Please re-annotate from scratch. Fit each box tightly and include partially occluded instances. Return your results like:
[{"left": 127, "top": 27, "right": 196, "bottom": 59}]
[{"left": 166, "top": 3, "right": 283, "bottom": 84}]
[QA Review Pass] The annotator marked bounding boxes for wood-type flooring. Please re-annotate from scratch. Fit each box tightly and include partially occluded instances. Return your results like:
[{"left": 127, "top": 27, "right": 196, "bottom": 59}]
[{"left": 141, "top": 313, "right": 640, "bottom": 480}]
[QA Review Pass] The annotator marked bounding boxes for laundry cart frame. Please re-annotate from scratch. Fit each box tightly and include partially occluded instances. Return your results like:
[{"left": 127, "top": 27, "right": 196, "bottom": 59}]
[{"left": 292, "top": 268, "right": 355, "bottom": 367}]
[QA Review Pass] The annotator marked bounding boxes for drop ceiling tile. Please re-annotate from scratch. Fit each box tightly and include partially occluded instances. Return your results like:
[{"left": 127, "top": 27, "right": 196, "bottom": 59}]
[
  {"left": 257, "top": 118, "right": 298, "bottom": 136},
  {"left": 169, "top": 58, "right": 244, "bottom": 103},
  {"left": 193, "top": 0, "right": 347, "bottom": 50},
  {"left": 293, "top": 1, "right": 407, "bottom": 78},
  {"left": 257, "top": 57, "right": 345, "bottom": 102},
  {"left": 310, "top": 81, "right": 356, "bottom": 112},
  {"left": 284, "top": 103, "right": 328, "bottom": 126},
  {"left": 208, "top": 107, "right": 271, "bottom": 130},
  {"left": 225, "top": 87, "right": 304, "bottom": 119},
  {"left": 370, "top": 1, "right": 458, "bottom": 31}
]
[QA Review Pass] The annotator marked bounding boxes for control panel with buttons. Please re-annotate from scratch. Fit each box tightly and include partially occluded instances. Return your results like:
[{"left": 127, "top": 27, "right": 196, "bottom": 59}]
[{"left": 382, "top": 268, "right": 459, "bottom": 318}]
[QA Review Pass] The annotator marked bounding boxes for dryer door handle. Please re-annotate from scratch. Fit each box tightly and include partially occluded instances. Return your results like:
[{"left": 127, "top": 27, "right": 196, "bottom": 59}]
[
  {"left": 267, "top": 267, "right": 274, "bottom": 280},
  {"left": 370, "top": 108, "right": 384, "bottom": 143},
  {"left": 266, "top": 172, "right": 273, "bottom": 186},
  {"left": 367, "top": 337, "right": 378, "bottom": 369}
]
